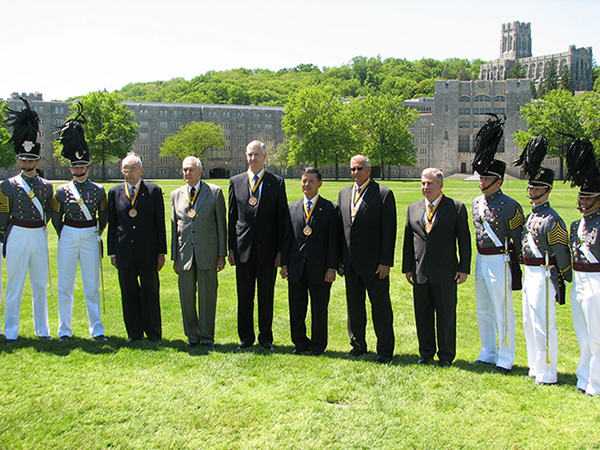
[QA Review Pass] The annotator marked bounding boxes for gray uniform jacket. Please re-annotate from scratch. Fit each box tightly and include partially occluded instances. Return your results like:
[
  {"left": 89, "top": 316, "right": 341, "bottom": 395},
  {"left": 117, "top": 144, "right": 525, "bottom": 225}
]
[
  {"left": 570, "top": 209, "right": 600, "bottom": 269},
  {"left": 50, "top": 179, "right": 108, "bottom": 236}
]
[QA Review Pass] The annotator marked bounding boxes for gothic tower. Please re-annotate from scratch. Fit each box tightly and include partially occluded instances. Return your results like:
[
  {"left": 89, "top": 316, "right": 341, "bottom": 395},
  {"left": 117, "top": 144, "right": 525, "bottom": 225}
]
[{"left": 500, "top": 21, "right": 532, "bottom": 60}]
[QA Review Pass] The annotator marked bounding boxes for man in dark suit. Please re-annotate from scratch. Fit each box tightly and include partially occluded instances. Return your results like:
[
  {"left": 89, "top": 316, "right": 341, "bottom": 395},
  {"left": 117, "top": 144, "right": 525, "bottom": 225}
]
[
  {"left": 228, "top": 140, "right": 289, "bottom": 350},
  {"left": 171, "top": 156, "right": 227, "bottom": 350},
  {"left": 280, "top": 167, "right": 340, "bottom": 356},
  {"left": 108, "top": 152, "right": 167, "bottom": 343},
  {"left": 338, "top": 155, "right": 397, "bottom": 364},
  {"left": 402, "top": 168, "right": 471, "bottom": 367}
]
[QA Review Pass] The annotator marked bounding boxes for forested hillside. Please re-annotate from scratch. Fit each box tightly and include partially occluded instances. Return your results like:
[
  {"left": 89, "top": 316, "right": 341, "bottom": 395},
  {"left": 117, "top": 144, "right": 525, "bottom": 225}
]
[{"left": 116, "top": 56, "right": 487, "bottom": 105}]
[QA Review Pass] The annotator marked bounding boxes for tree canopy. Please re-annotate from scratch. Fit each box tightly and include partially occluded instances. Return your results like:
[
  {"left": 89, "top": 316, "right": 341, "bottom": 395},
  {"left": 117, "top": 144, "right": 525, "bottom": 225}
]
[
  {"left": 116, "top": 56, "right": 488, "bottom": 106},
  {"left": 160, "top": 121, "right": 226, "bottom": 161},
  {"left": 66, "top": 91, "right": 139, "bottom": 180},
  {"left": 0, "top": 102, "right": 16, "bottom": 169}
]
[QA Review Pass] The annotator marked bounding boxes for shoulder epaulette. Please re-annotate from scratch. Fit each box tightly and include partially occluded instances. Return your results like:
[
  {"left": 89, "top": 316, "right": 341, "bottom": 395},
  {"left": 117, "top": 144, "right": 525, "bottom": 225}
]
[
  {"left": 509, "top": 209, "right": 525, "bottom": 230},
  {"left": 548, "top": 221, "right": 569, "bottom": 247}
]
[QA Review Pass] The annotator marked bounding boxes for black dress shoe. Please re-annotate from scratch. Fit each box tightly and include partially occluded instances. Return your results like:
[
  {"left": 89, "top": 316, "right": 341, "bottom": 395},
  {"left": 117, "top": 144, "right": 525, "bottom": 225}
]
[
  {"left": 38, "top": 336, "right": 53, "bottom": 340},
  {"left": 186, "top": 341, "right": 199, "bottom": 347},
  {"left": 469, "top": 359, "right": 493, "bottom": 365},
  {"left": 59, "top": 335, "right": 71, "bottom": 342},
  {"left": 203, "top": 342, "right": 216, "bottom": 351},
  {"left": 375, "top": 355, "right": 392, "bottom": 364},
  {"left": 127, "top": 337, "right": 142, "bottom": 343},
  {"left": 292, "top": 348, "right": 309, "bottom": 355},
  {"left": 438, "top": 360, "right": 452, "bottom": 367},
  {"left": 311, "top": 350, "right": 324, "bottom": 356},
  {"left": 345, "top": 348, "right": 367, "bottom": 357},
  {"left": 5, "top": 338, "right": 17, "bottom": 344},
  {"left": 260, "top": 342, "right": 274, "bottom": 350},
  {"left": 417, "top": 357, "right": 433, "bottom": 365},
  {"left": 493, "top": 366, "right": 512, "bottom": 375},
  {"left": 237, "top": 341, "right": 253, "bottom": 350},
  {"left": 94, "top": 335, "right": 108, "bottom": 342},
  {"left": 535, "top": 381, "right": 558, "bottom": 386}
]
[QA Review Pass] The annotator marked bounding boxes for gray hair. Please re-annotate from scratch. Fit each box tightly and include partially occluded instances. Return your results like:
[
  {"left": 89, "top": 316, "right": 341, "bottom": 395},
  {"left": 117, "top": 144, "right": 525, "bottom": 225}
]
[
  {"left": 122, "top": 151, "right": 143, "bottom": 168},
  {"left": 422, "top": 167, "right": 444, "bottom": 183},
  {"left": 351, "top": 154, "right": 371, "bottom": 168},
  {"left": 246, "top": 140, "right": 267, "bottom": 155},
  {"left": 182, "top": 156, "right": 203, "bottom": 170}
]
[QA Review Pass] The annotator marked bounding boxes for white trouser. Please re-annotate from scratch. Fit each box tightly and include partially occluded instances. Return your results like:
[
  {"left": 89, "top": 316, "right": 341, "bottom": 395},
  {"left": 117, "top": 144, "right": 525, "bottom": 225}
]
[
  {"left": 475, "top": 253, "right": 515, "bottom": 369},
  {"left": 4, "top": 226, "right": 50, "bottom": 340},
  {"left": 522, "top": 265, "right": 558, "bottom": 383},
  {"left": 57, "top": 225, "right": 104, "bottom": 338},
  {"left": 572, "top": 271, "right": 600, "bottom": 395}
]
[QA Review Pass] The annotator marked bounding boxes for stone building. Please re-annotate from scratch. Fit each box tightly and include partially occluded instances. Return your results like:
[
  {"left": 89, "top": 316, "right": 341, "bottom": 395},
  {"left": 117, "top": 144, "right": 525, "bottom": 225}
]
[
  {"left": 431, "top": 79, "right": 533, "bottom": 178},
  {"left": 479, "top": 21, "right": 593, "bottom": 92}
]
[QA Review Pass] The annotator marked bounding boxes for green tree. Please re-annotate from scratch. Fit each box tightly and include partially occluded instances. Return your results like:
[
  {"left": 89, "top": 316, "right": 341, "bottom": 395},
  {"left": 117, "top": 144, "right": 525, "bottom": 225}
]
[
  {"left": 282, "top": 86, "right": 354, "bottom": 179},
  {"left": 349, "top": 94, "right": 418, "bottom": 180},
  {"left": 559, "top": 66, "right": 575, "bottom": 93},
  {"left": 544, "top": 58, "right": 559, "bottom": 92},
  {"left": 507, "top": 60, "right": 525, "bottom": 79},
  {"left": 160, "top": 121, "right": 225, "bottom": 162},
  {"left": 68, "top": 91, "right": 139, "bottom": 180},
  {"left": 0, "top": 101, "right": 16, "bottom": 169},
  {"left": 514, "top": 90, "right": 600, "bottom": 178}
]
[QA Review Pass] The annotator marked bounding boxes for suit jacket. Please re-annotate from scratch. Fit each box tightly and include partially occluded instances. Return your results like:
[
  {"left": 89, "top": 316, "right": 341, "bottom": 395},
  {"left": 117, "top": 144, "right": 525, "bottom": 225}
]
[
  {"left": 228, "top": 171, "right": 288, "bottom": 265},
  {"left": 402, "top": 195, "right": 471, "bottom": 284},
  {"left": 338, "top": 180, "right": 397, "bottom": 276},
  {"left": 108, "top": 179, "right": 167, "bottom": 269},
  {"left": 281, "top": 196, "right": 340, "bottom": 284},
  {"left": 171, "top": 182, "right": 227, "bottom": 271}
]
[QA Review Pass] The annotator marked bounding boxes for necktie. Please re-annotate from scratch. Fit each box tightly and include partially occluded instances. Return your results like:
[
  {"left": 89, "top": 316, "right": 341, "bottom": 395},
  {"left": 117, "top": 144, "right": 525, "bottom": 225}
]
[
  {"left": 425, "top": 202, "right": 434, "bottom": 233},
  {"left": 306, "top": 199, "right": 312, "bottom": 214},
  {"left": 190, "top": 186, "right": 196, "bottom": 198},
  {"left": 253, "top": 174, "right": 259, "bottom": 187},
  {"left": 130, "top": 185, "right": 136, "bottom": 199}
]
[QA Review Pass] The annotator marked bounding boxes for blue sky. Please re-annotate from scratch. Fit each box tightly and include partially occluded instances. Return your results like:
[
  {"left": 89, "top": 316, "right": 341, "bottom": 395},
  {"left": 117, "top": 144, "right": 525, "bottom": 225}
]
[{"left": 1, "top": 0, "right": 598, "bottom": 101}]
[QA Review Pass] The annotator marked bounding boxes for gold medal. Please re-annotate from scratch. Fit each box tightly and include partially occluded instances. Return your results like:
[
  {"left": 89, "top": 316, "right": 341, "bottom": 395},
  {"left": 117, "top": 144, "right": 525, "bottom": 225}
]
[
  {"left": 303, "top": 226, "right": 312, "bottom": 236},
  {"left": 187, "top": 209, "right": 197, "bottom": 218},
  {"left": 248, "top": 196, "right": 258, "bottom": 206},
  {"left": 351, "top": 207, "right": 357, "bottom": 216},
  {"left": 129, "top": 208, "right": 138, "bottom": 218}
]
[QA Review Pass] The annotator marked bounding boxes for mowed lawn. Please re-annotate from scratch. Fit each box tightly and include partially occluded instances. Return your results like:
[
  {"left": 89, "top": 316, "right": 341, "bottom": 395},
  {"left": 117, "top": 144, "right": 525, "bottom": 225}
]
[{"left": 1, "top": 176, "right": 598, "bottom": 449}]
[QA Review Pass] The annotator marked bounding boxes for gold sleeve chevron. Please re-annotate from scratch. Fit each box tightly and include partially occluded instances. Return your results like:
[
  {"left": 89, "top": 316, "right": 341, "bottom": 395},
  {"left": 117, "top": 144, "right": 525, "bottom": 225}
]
[
  {"left": 509, "top": 209, "right": 525, "bottom": 230},
  {"left": 0, "top": 189, "right": 9, "bottom": 213},
  {"left": 50, "top": 195, "right": 61, "bottom": 213},
  {"left": 548, "top": 222, "right": 568, "bottom": 247},
  {"left": 100, "top": 197, "right": 108, "bottom": 212}
]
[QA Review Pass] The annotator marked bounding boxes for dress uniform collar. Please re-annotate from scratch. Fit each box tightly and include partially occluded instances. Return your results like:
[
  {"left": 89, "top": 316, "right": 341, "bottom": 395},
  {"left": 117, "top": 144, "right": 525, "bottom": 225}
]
[
  {"left": 74, "top": 178, "right": 89, "bottom": 186},
  {"left": 532, "top": 200, "right": 550, "bottom": 213},
  {"left": 583, "top": 209, "right": 600, "bottom": 221},
  {"left": 20, "top": 171, "right": 37, "bottom": 183},
  {"left": 485, "top": 189, "right": 502, "bottom": 202}
]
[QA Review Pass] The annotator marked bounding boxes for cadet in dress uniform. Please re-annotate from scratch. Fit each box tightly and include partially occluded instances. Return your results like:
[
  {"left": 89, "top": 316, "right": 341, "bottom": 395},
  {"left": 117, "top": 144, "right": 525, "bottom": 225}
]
[
  {"left": 471, "top": 116, "right": 525, "bottom": 374},
  {"left": 0, "top": 98, "right": 53, "bottom": 342},
  {"left": 516, "top": 136, "right": 572, "bottom": 385},
  {"left": 50, "top": 105, "right": 108, "bottom": 341},
  {"left": 565, "top": 138, "right": 600, "bottom": 395}
]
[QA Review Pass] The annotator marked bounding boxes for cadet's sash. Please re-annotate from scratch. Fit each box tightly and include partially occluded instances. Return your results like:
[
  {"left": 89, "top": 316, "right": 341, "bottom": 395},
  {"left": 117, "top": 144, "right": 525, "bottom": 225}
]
[
  {"left": 479, "top": 197, "right": 503, "bottom": 247},
  {"left": 67, "top": 181, "right": 93, "bottom": 221},
  {"left": 577, "top": 219, "right": 599, "bottom": 264},
  {"left": 15, "top": 175, "right": 45, "bottom": 220}
]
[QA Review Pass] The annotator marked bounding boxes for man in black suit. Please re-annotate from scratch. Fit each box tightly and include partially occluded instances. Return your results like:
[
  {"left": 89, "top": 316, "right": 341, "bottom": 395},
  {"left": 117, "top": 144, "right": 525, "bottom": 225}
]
[
  {"left": 280, "top": 167, "right": 340, "bottom": 356},
  {"left": 108, "top": 152, "right": 167, "bottom": 343},
  {"left": 402, "top": 168, "right": 471, "bottom": 367},
  {"left": 338, "top": 155, "right": 397, "bottom": 364},
  {"left": 228, "top": 140, "right": 289, "bottom": 350}
]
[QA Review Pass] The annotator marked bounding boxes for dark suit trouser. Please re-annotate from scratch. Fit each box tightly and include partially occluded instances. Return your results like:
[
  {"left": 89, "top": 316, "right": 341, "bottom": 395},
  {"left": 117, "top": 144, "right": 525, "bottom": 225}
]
[
  {"left": 413, "top": 280, "right": 457, "bottom": 363},
  {"left": 345, "top": 267, "right": 395, "bottom": 357},
  {"left": 118, "top": 260, "right": 162, "bottom": 341},
  {"left": 178, "top": 259, "right": 218, "bottom": 345},
  {"left": 288, "top": 272, "right": 332, "bottom": 353},
  {"left": 236, "top": 251, "right": 276, "bottom": 346}
]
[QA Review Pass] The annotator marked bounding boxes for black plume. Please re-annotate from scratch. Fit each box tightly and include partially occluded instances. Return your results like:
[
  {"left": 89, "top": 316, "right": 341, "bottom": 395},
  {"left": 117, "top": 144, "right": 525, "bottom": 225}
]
[
  {"left": 564, "top": 138, "right": 600, "bottom": 188},
  {"left": 5, "top": 97, "right": 40, "bottom": 153},
  {"left": 472, "top": 114, "right": 504, "bottom": 174},
  {"left": 513, "top": 135, "right": 547, "bottom": 178},
  {"left": 59, "top": 103, "right": 90, "bottom": 163}
]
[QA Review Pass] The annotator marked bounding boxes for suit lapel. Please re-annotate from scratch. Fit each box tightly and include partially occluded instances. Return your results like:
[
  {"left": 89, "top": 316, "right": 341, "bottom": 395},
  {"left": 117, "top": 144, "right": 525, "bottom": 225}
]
[
  {"left": 194, "top": 182, "right": 210, "bottom": 211},
  {"left": 429, "top": 196, "right": 450, "bottom": 232}
]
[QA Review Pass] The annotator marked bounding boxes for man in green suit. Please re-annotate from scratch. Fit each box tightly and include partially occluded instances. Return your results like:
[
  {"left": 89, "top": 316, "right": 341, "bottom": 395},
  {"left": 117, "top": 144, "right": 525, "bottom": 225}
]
[{"left": 171, "top": 156, "right": 227, "bottom": 350}]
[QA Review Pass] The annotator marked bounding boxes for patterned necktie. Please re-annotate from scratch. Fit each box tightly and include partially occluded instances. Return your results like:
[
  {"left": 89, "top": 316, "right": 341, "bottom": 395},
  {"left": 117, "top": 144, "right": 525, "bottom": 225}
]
[
  {"left": 425, "top": 202, "right": 434, "bottom": 233},
  {"left": 129, "top": 185, "right": 136, "bottom": 199},
  {"left": 253, "top": 174, "right": 259, "bottom": 188},
  {"left": 190, "top": 186, "right": 196, "bottom": 198},
  {"left": 306, "top": 199, "right": 312, "bottom": 214}
]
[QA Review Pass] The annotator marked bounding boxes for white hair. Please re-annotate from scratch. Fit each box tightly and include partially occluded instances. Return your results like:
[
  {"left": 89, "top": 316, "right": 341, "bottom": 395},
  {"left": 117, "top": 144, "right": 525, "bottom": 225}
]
[
  {"left": 182, "top": 156, "right": 203, "bottom": 170},
  {"left": 122, "top": 151, "right": 143, "bottom": 168},
  {"left": 246, "top": 140, "right": 267, "bottom": 155},
  {"left": 422, "top": 167, "right": 444, "bottom": 183},
  {"left": 351, "top": 154, "right": 371, "bottom": 168}
]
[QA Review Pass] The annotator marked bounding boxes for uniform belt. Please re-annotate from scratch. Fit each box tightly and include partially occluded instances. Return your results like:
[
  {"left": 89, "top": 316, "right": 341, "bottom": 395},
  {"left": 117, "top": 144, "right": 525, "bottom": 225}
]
[
  {"left": 64, "top": 218, "right": 97, "bottom": 228},
  {"left": 573, "top": 262, "right": 600, "bottom": 273},
  {"left": 477, "top": 244, "right": 513, "bottom": 255},
  {"left": 523, "top": 255, "right": 557, "bottom": 267},
  {"left": 9, "top": 217, "right": 45, "bottom": 228}
]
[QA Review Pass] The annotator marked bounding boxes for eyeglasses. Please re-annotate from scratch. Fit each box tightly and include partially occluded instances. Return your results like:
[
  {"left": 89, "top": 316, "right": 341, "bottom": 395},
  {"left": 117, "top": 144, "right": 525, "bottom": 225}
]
[{"left": 350, "top": 167, "right": 364, "bottom": 172}]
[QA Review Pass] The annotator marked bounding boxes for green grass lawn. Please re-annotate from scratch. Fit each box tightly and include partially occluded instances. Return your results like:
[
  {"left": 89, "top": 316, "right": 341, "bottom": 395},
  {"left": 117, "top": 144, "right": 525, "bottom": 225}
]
[{"left": 1, "top": 177, "right": 599, "bottom": 449}]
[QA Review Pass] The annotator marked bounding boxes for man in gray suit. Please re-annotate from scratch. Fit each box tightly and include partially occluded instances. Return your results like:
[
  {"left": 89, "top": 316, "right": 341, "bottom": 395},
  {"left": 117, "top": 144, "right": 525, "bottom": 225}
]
[{"left": 171, "top": 156, "right": 227, "bottom": 350}]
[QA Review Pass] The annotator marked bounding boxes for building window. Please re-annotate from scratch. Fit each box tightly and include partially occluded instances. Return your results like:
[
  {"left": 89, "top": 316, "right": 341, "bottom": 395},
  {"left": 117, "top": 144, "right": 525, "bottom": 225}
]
[
  {"left": 474, "top": 95, "right": 492, "bottom": 102},
  {"left": 237, "top": 123, "right": 245, "bottom": 130},
  {"left": 497, "top": 139, "right": 505, "bottom": 153},
  {"left": 174, "top": 122, "right": 182, "bottom": 129},
  {"left": 458, "top": 135, "right": 471, "bottom": 152},
  {"left": 140, "top": 144, "right": 149, "bottom": 152},
  {"left": 140, "top": 133, "right": 149, "bottom": 140},
  {"left": 159, "top": 122, "right": 168, "bottom": 129},
  {"left": 459, "top": 96, "right": 471, "bottom": 102},
  {"left": 139, "top": 121, "right": 148, "bottom": 128},
  {"left": 494, "top": 95, "right": 506, "bottom": 102},
  {"left": 224, "top": 122, "right": 231, "bottom": 130},
  {"left": 444, "top": 131, "right": 449, "bottom": 140}
]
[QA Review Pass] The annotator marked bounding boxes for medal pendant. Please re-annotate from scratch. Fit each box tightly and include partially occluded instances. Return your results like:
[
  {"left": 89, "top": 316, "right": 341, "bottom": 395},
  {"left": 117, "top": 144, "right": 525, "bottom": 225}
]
[
  {"left": 303, "top": 226, "right": 313, "bottom": 236},
  {"left": 351, "top": 207, "right": 357, "bottom": 216},
  {"left": 248, "top": 196, "right": 258, "bottom": 206},
  {"left": 77, "top": 198, "right": 84, "bottom": 205},
  {"left": 187, "top": 209, "right": 197, "bottom": 218},
  {"left": 129, "top": 208, "right": 138, "bottom": 218}
]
